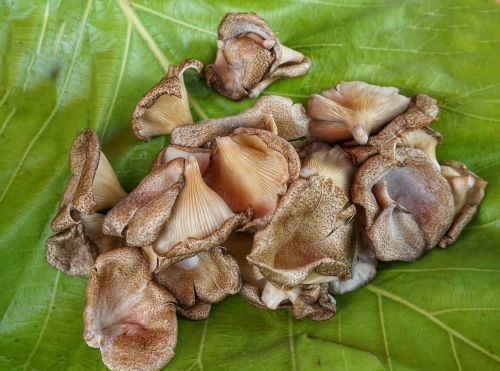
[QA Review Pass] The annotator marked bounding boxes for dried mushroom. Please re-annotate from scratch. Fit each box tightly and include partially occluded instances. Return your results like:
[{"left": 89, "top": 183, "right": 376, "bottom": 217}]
[
  {"left": 439, "top": 161, "right": 487, "bottom": 247},
  {"left": 155, "top": 247, "right": 241, "bottom": 320},
  {"left": 84, "top": 247, "right": 177, "bottom": 371},
  {"left": 308, "top": 81, "right": 410, "bottom": 145},
  {"left": 352, "top": 147, "right": 455, "bottom": 261},
  {"left": 206, "top": 12, "right": 311, "bottom": 100},
  {"left": 248, "top": 176, "right": 356, "bottom": 288},
  {"left": 132, "top": 59, "right": 203, "bottom": 140},
  {"left": 171, "top": 95, "right": 309, "bottom": 147}
]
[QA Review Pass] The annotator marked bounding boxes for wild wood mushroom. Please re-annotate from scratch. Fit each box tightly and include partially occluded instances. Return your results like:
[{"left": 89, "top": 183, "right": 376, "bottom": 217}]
[
  {"left": 352, "top": 147, "right": 455, "bottom": 261},
  {"left": 308, "top": 81, "right": 411, "bottom": 145},
  {"left": 46, "top": 129, "right": 126, "bottom": 276},
  {"left": 84, "top": 247, "right": 177, "bottom": 371},
  {"left": 151, "top": 144, "right": 211, "bottom": 174},
  {"left": 155, "top": 247, "right": 241, "bottom": 320},
  {"left": 206, "top": 12, "right": 311, "bottom": 100},
  {"left": 171, "top": 95, "right": 310, "bottom": 147},
  {"left": 132, "top": 59, "right": 203, "bottom": 140}
]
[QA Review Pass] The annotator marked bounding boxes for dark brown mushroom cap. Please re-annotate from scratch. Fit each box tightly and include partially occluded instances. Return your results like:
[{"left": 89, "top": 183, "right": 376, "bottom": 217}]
[
  {"left": 104, "top": 158, "right": 185, "bottom": 238},
  {"left": 171, "top": 95, "right": 310, "bottom": 147},
  {"left": 352, "top": 147, "right": 455, "bottom": 261},
  {"left": 132, "top": 59, "right": 203, "bottom": 140},
  {"left": 155, "top": 247, "right": 241, "bottom": 320},
  {"left": 439, "top": 160, "right": 487, "bottom": 247},
  {"left": 84, "top": 247, "right": 177, "bottom": 371},
  {"left": 343, "top": 94, "right": 439, "bottom": 166},
  {"left": 248, "top": 176, "right": 356, "bottom": 288}
]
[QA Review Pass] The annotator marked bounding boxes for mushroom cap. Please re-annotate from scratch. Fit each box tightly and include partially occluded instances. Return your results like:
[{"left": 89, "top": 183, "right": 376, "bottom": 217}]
[
  {"left": 84, "top": 247, "right": 177, "bottom": 371},
  {"left": 132, "top": 59, "right": 203, "bottom": 140},
  {"left": 248, "top": 176, "right": 356, "bottom": 288},
  {"left": 171, "top": 95, "right": 310, "bottom": 147},
  {"left": 155, "top": 247, "right": 241, "bottom": 320},
  {"left": 352, "top": 147, "right": 455, "bottom": 261},
  {"left": 151, "top": 145, "right": 211, "bottom": 174}
]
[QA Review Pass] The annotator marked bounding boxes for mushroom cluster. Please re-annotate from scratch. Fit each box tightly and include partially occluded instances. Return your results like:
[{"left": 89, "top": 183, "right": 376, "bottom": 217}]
[{"left": 45, "top": 12, "right": 486, "bottom": 371}]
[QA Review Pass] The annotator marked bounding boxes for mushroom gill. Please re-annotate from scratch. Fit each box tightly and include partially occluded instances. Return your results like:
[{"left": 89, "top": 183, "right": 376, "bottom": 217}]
[
  {"left": 397, "top": 127, "right": 441, "bottom": 170},
  {"left": 92, "top": 152, "right": 128, "bottom": 211},
  {"left": 308, "top": 81, "right": 410, "bottom": 145},
  {"left": 151, "top": 144, "right": 211, "bottom": 175},
  {"left": 132, "top": 59, "right": 203, "bottom": 140}
]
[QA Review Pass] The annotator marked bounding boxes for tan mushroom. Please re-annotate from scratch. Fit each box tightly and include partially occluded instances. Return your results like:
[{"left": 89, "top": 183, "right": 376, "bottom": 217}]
[
  {"left": 155, "top": 247, "right": 241, "bottom": 320},
  {"left": 352, "top": 147, "right": 455, "bottom": 261},
  {"left": 132, "top": 59, "right": 203, "bottom": 140},
  {"left": 84, "top": 247, "right": 177, "bottom": 371},
  {"left": 171, "top": 95, "right": 310, "bottom": 147},
  {"left": 247, "top": 176, "right": 356, "bottom": 288},
  {"left": 308, "top": 81, "right": 410, "bottom": 145},
  {"left": 439, "top": 161, "right": 487, "bottom": 247},
  {"left": 206, "top": 12, "right": 311, "bottom": 100},
  {"left": 151, "top": 144, "right": 211, "bottom": 174}
]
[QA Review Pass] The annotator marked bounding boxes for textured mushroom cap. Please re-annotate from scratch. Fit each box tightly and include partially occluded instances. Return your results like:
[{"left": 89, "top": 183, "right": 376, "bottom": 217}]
[
  {"left": 171, "top": 95, "right": 310, "bottom": 147},
  {"left": 248, "top": 176, "right": 356, "bottom": 288},
  {"left": 439, "top": 160, "right": 487, "bottom": 247},
  {"left": 308, "top": 81, "right": 411, "bottom": 145},
  {"left": 151, "top": 145, "right": 211, "bottom": 174},
  {"left": 343, "top": 94, "right": 439, "bottom": 166},
  {"left": 84, "top": 247, "right": 177, "bottom": 371},
  {"left": 104, "top": 158, "right": 185, "bottom": 237},
  {"left": 132, "top": 59, "right": 203, "bottom": 140},
  {"left": 352, "top": 147, "right": 455, "bottom": 261},
  {"left": 155, "top": 247, "right": 241, "bottom": 320}
]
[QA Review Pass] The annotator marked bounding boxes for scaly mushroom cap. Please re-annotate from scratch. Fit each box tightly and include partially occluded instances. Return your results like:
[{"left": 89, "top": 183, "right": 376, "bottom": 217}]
[
  {"left": 132, "top": 59, "right": 203, "bottom": 140},
  {"left": 308, "top": 81, "right": 411, "bottom": 145},
  {"left": 171, "top": 95, "right": 310, "bottom": 147},
  {"left": 104, "top": 158, "right": 185, "bottom": 238},
  {"left": 51, "top": 129, "right": 127, "bottom": 232},
  {"left": 206, "top": 12, "right": 311, "bottom": 99},
  {"left": 155, "top": 247, "right": 241, "bottom": 320},
  {"left": 352, "top": 147, "right": 455, "bottom": 261},
  {"left": 151, "top": 145, "right": 211, "bottom": 174},
  {"left": 343, "top": 94, "right": 439, "bottom": 165},
  {"left": 248, "top": 176, "right": 356, "bottom": 288},
  {"left": 439, "top": 160, "right": 487, "bottom": 247},
  {"left": 84, "top": 247, "right": 177, "bottom": 371},
  {"left": 208, "top": 127, "right": 300, "bottom": 223},
  {"left": 301, "top": 143, "right": 357, "bottom": 194}
]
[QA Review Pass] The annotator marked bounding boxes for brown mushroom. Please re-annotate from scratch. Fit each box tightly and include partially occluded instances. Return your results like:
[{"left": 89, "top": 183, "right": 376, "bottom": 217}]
[
  {"left": 171, "top": 95, "right": 310, "bottom": 147},
  {"left": 308, "top": 81, "right": 411, "bottom": 145},
  {"left": 206, "top": 12, "right": 311, "bottom": 100},
  {"left": 155, "top": 247, "right": 241, "bottom": 320},
  {"left": 352, "top": 147, "right": 455, "bottom": 261},
  {"left": 84, "top": 247, "right": 177, "bottom": 371},
  {"left": 439, "top": 161, "right": 487, "bottom": 247},
  {"left": 131, "top": 59, "right": 203, "bottom": 140}
]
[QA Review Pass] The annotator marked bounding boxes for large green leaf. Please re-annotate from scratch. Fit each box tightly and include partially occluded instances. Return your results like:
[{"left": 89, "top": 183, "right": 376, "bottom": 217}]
[{"left": 0, "top": 0, "right": 499, "bottom": 370}]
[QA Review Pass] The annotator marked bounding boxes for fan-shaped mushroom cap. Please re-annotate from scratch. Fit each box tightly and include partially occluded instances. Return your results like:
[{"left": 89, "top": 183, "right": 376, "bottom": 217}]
[
  {"left": 352, "top": 148, "right": 455, "bottom": 261},
  {"left": 132, "top": 59, "right": 203, "bottom": 140},
  {"left": 308, "top": 82, "right": 411, "bottom": 145},
  {"left": 84, "top": 247, "right": 177, "bottom": 371},
  {"left": 206, "top": 12, "right": 311, "bottom": 100},
  {"left": 155, "top": 247, "right": 241, "bottom": 320},
  {"left": 151, "top": 145, "right": 211, "bottom": 174},
  {"left": 171, "top": 95, "right": 310, "bottom": 147},
  {"left": 439, "top": 161, "right": 487, "bottom": 247},
  {"left": 248, "top": 176, "right": 356, "bottom": 288}
]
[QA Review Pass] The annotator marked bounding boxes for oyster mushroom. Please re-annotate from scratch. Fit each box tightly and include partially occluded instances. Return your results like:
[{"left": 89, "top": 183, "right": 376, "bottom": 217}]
[
  {"left": 207, "top": 127, "right": 300, "bottom": 228},
  {"left": 46, "top": 129, "right": 126, "bottom": 276},
  {"left": 225, "top": 233, "right": 336, "bottom": 320},
  {"left": 352, "top": 147, "right": 455, "bottom": 261},
  {"left": 439, "top": 161, "right": 487, "bottom": 247},
  {"left": 171, "top": 95, "right": 310, "bottom": 147},
  {"left": 308, "top": 81, "right": 411, "bottom": 145},
  {"left": 247, "top": 176, "right": 356, "bottom": 288},
  {"left": 151, "top": 144, "right": 211, "bottom": 174},
  {"left": 206, "top": 12, "right": 311, "bottom": 100},
  {"left": 155, "top": 247, "right": 241, "bottom": 320},
  {"left": 131, "top": 59, "right": 203, "bottom": 140},
  {"left": 84, "top": 247, "right": 177, "bottom": 371}
]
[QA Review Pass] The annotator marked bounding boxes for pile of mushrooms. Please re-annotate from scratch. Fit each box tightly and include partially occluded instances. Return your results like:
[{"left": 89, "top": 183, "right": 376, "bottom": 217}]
[{"left": 45, "top": 12, "right": 486, "bottom": 371}]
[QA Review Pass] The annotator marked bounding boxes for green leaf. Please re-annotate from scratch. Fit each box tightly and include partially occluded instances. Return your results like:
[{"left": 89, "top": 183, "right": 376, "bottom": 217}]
[{"left": 0, "top": 0, "right": 499, "bottom": 370}]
